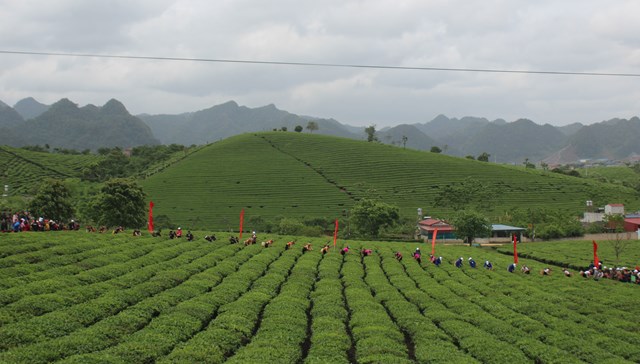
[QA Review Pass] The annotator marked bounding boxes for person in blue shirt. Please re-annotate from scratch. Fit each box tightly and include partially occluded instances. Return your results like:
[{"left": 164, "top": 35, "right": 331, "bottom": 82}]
[
  {"left": 508, "top": 263, "right": 517, "bottom": 273},
  {"left": 484, "top": 260, "right": 493, "bottom": 270},
  {"left": 434, "top": 256, "right": 442, "bottom": 266},
  {"left": 455, "top": 257, "right": 463, "bottom": 268},
  {"left": 468, "top": 257, "right": 477, "bottom": 268}
]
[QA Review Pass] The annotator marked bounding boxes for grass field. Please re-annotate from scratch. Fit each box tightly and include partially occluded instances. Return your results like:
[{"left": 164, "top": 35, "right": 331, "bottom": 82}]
[
  {"left": 577, "top": 165, "right": 640, "bottom": 188},
  {"left": 0, "top": 232, "right": 638, "bottom": 363},
  {"left": 0, "top": 146, "right": 102, "bottom": 195},
  {"left": 142, "top": 132, "right": 640, "bottom": 230}
]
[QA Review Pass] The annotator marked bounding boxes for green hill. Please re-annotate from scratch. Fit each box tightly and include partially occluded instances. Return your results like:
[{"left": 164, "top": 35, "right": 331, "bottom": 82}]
[
  {"left": 0, "top": 146, "right": 103, "bottom": 195},
  {"left": 142, "top": 132, "right": 639, "bottom": 229}
]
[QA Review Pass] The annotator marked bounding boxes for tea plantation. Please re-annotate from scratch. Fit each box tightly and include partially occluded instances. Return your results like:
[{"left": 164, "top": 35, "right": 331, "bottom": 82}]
[
  {"left": 142, "top": 132, "right": 639, "bottom": 229},
  {"left": 0, "top": 232, "right": 638, "bottom": 363}
]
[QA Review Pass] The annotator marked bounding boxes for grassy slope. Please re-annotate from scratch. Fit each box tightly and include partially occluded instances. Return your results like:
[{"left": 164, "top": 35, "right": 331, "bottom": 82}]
[
  {"left": 142, "top": 132, "right": 639, "bottom": 229},
  {"left": 577, "top": 165, "right": 640, "bottom": 188},
  {"left": 0, "top": 232, "right": 638, "bottom": 363},
  {"left": 0, "top": 146, "right": 102, "bottom": 195}
]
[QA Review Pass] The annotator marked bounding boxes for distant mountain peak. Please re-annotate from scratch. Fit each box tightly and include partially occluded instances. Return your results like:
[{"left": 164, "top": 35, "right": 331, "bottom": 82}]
[
  {"left": 13, "top": 97, "right": 50, "bottom": 120},
  {"left": 101, "top": 99, "right": 129, "bottom": 115}
]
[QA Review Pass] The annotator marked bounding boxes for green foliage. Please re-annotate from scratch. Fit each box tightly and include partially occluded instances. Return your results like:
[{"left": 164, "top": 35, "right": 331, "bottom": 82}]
[
  {"left": 278, "top": 217, "right": 305, "bottom": 235},
  {"left": 450, "top": 209, "right": 491, "bottom": 245},
  {"left": 364, "top": 125, "right": 377, "bottom": 142},
  {"left": 90, "top": 179, "right": 147, "bottom": 228},
  {"left": 500, "top": 208, "right": 583, "bottom": 240},
  {"left": 0, "top": 234, "right": 639, "bottom": 363},
  {"left": 435, "top": 177, "right": 498, "bottom": 211},
  {"left": 306, "top": 121, "right": 319, "bottom": 133},
  {"left": 28, "top": 179, "right": 74, "bottom": 221},
  {"left": 477, "top": 152, "right": 490, "bottom": 162},
  {"left": 350, "top": 198, "right": 399, "bottom": 238},
  {"left": 294, "top": 125, "right": 303, "bottom": 132},
  {"left": 430, "top": 146, "right": 442, "bottom": 153}
]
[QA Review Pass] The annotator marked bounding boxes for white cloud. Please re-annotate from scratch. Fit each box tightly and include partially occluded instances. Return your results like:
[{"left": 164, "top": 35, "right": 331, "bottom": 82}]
[{"left": 0, "top": 0, "right": 638, "bottom": 126}]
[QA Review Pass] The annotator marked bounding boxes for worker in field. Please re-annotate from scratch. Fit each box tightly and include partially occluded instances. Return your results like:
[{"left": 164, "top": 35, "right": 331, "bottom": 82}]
[
  {"left": 176, "top": 227, "right": 182, "bottom": 238},
  {"left": 361, "top": 248, "right": 372, "bottom": 256},
  {"left": 186, "top": 231, "right": 194, "bottom": 241},
  {"left": 521, "top": 265, "right": 531, "bottom": 274},
  {"left": 508, "top": 263, "right": 517, "bottom": 273},
  {"left": 251, "top": 231, "right": 257, "bottom": 244},
  {"left": 468, "top": 257, "right": 477, "bottom": 268},
  {"left": 455, "top": 257, "right": 463, "bottom": 268},
  {"left": 341, "top": 246, "right": 349, "bottom": 255},
  {"left": 320, "top": 244, "right": 329, "bottom": 255},
  {"left": 484, "top": 260, "right": 493, "bottom": 270},
  {"left": 285, "top": 241, "right": 295, "bottom": 250},
  {"left": 540, "top": 267, "right": 551, "bottom": 275},
  {"left": 434, "top": 256, "right": 442, "bottom": 267},
  {"left": 562, "top": 268, "right": 572, "bottom": 277},
  {"left": 413, "top": 247, "right": 421, "bottom": 258},
  {"left": 413, "top": 252, "right": 422, "bottom": 264},
  {"left": 302, "top": 243, "right": 312, "bottom": 253},
  {"left": 395, "top": 251, "right": 403, "bottom": 261}
]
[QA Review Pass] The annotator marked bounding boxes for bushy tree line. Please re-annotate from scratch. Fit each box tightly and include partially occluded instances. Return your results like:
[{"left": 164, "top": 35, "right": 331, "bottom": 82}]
[
  {"left": 82, "top": 144, "right": 189, "bottom": 182},
  {"left": 500, "top": 207, "right": 583, "bottom": 240}
]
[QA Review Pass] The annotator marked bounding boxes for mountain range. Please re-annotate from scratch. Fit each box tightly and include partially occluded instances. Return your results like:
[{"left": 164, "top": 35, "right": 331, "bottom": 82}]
[{"left": 1, "top": 96, "right": 639, "bottom": 163}]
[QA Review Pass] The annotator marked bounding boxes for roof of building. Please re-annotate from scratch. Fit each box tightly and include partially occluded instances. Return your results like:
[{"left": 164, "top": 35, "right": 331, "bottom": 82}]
[
  {"left": 417, "top": 218, "right": 454, "bottom": 232},
  {"left": 491, "top": 224, "right": 526, "bottom": 231},
  {"left": 607, "top": 203, "right": 625, "bottom": 207},
  {"left": 624, "top": 217, "right": 640, "bottom": 226}
]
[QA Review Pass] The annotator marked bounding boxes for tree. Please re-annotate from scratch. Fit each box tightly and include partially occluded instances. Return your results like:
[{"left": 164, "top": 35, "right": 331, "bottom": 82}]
[
  {"left": 306, "top": 121, "right": 319, "bottom": 133},
  {"left": 294, "top": 125, "right": 303, "bottom": 132},
  {"left": 450, "top": 209, "right": 491, "bottom": 246},
  {"left": 364, "top": 125, "right": 378, "bottom": 142},
  {"left": 280, "top": 126, "right": 288, "bottom": 132},
  {"left": 430, "top": 146, "right": 442, "bottom": 153},
  {"left": 90, "top": 179, "right": 146, "bottom": 228},
  {"left": 402, "top": 135, "right": 408, "bottom": 149},
  {"left": 350, "top": 198, "right": 400, "bottom": 238},
  {"left": 604, "top": 213, "right": 627, "bottom": 263},
  {"left": 465, "top": 155, "right": 475, "bottom": 160},
  {"left": 477, "top": 152, "right": 491, "bottom": 162},
  {"left": 28, "top": 179, "right": 74, "bottom": 222},
  {"left": 523, "top": 158, "right": 535, "bottom": 169}
]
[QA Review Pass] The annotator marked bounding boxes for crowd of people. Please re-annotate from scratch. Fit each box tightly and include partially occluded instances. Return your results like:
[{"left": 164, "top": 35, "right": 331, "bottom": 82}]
[{"left": 1, "top": 211, "right": 79, "bottom": 232}]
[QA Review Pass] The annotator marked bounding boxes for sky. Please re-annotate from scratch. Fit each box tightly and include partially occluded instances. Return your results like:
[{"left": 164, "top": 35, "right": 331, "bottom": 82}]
[{"left": 0, "top": 0, "right": 639, "bottom": 127}]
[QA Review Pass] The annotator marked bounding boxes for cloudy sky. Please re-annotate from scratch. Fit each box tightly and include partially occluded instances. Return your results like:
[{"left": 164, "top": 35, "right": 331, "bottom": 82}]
[{"left": 1, "top": 0, "right": 639, "bottom": 127}]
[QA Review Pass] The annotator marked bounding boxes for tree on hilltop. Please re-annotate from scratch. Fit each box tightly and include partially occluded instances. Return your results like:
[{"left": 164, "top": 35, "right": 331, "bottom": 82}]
[
  {"left": 365, "top": 125, "right": 378, "bottom": 142},
  {"left": 477, "top": 152, "right": 491, "bottom": 162},
  {"left": 306, "top": 121, "right": 319, "bottom": 133}
]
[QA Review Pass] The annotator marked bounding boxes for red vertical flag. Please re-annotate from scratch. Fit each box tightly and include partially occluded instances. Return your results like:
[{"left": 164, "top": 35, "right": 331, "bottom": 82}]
[
  {"left": 431, "top": 229, "right": 438, "bottom": 256},
  {"left": 147, "top": 201, "right": 154, "bottom": 233},
  {"left": 513, "top": 234, "right": 519, "bottom": 264},
  {"left": 592, "top": 240, "right": 600, "bottom": 268},
  {"left": 333, "top": 219, "right": 339, "bottom": 247},
  {"left": 239, "top": 209, "right": 245, "bottom": 238}
]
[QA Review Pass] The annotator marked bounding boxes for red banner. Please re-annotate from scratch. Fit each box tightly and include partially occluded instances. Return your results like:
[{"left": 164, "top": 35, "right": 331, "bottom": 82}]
[
  {"left": 148, "top": 201, "right": 154, "bottom": 232},
  {"left": 239, "top": 209, "right": 245, "bottom": 238},
  {"left": 513, "top": 234, "right": 519, "bottom": 264},
  {"left": 333, "top": 219, "right": 339, "bottom": 247},
  {"left": 592, "top": 240, "right": 599, "bottom": 268},
  {"left": 431, "top": 229, "right": 438, "bottom": 256}
]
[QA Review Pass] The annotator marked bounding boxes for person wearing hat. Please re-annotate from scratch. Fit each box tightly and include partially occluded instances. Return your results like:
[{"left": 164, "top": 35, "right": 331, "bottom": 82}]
[
  {"left": 434, "top": 256, "right": 442, "bottom": 267},
  {"left": 483, "top": 260, "right": 493, "bottom": 270},
  {"left": 455, "top": 257, "right": 463, "bottom": 268},
  {"left": 508, "top": 263, "right": 517, "bottom": 273},
  {"left": 176, "top": 227, "right": 182, "bottom": 238},
  {"left": 468, "top": 257, "right": 477, "bottom": 268}
]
